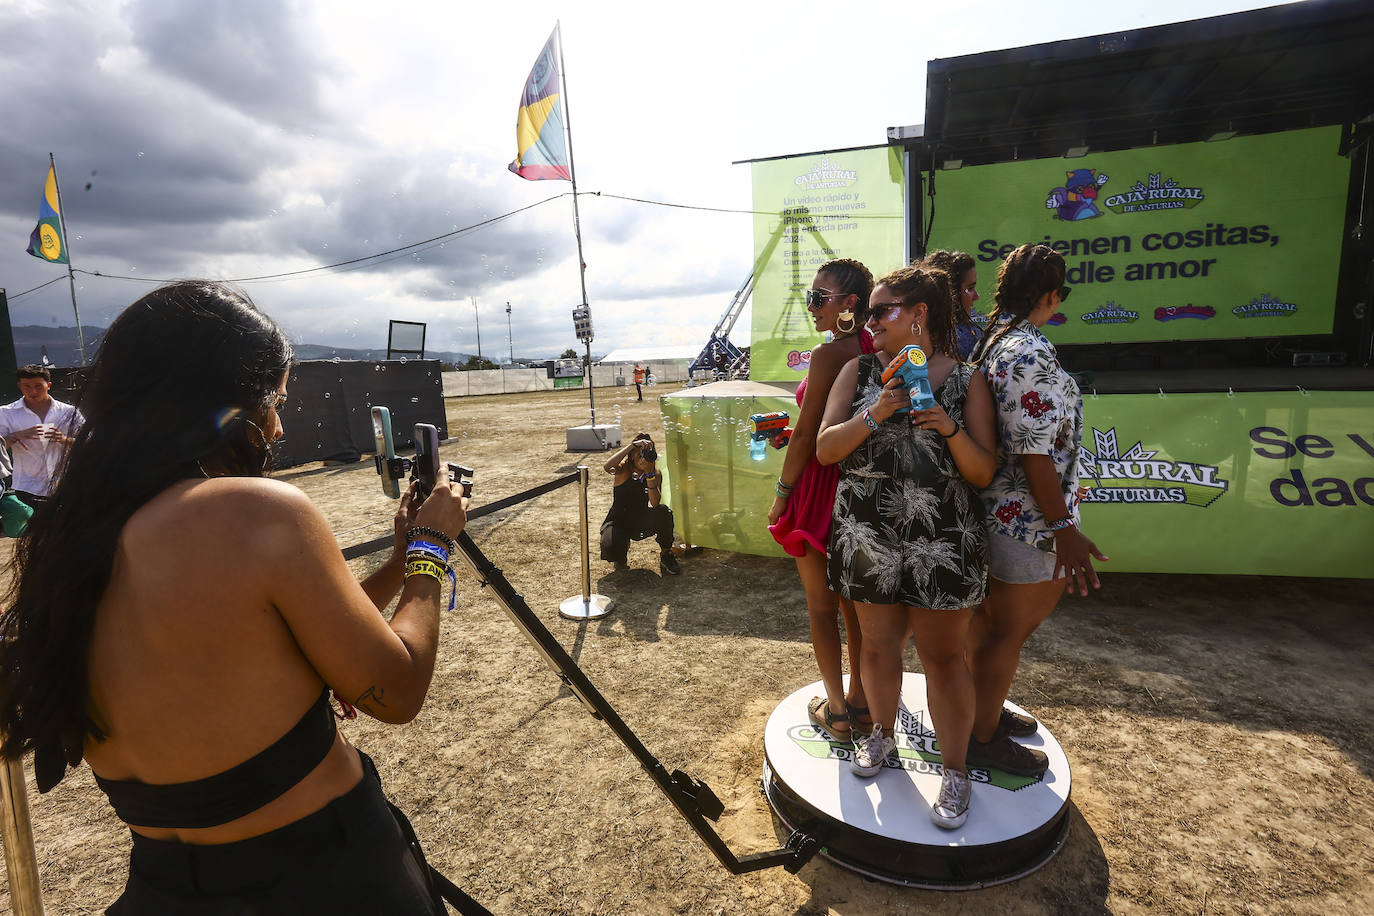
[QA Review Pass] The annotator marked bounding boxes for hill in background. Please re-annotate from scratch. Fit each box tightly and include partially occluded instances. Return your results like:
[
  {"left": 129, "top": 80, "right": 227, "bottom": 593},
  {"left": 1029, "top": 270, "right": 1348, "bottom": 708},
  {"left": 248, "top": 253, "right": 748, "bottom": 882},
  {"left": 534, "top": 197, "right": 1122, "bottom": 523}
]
[{"left": 4, "top": 325, "right": 566, "bottom": 369}]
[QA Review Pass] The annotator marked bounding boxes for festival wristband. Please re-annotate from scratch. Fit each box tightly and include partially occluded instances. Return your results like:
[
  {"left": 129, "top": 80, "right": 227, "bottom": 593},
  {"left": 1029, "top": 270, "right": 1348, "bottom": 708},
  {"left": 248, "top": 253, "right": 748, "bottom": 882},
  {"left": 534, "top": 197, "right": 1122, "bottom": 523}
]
[
  {"left": 1047, "top": 516, "right": 1076, "bottom": 531},
  {"left": 407, "top": 539, "right": 449, "bottom": 562},
  {"left": 404, "top": 559, "right": 446, "bottom": 582},
  {"left": 862, "top": 408, "right": 878, "bottom": 431},
  {"left": 406, "top": 548, "right": 449, "bottom": 568}
]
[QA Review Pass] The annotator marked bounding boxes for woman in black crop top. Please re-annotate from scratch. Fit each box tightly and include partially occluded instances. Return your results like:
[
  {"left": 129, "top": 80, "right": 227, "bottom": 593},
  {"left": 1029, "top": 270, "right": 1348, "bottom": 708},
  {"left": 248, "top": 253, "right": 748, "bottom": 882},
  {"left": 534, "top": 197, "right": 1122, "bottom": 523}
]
[{"left": 0, "top": 282, "right": 471, "bottom": 914}]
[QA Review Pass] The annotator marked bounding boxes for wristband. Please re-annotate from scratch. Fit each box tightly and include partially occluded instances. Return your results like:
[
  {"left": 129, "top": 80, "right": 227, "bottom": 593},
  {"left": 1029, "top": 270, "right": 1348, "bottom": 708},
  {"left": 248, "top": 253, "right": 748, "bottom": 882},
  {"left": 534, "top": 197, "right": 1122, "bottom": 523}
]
[
  {"left": 940, "top": 424, "right": 961, "bottom": 439},
  {"left": 404, "top": 559, "right": 446, "bottom": 581},
  {"left": 775, "top": 481, "right": 792, "bottom": 499},
  {"left": 407, "top": 538, "right": 449, "bottom": 561},
  {"left": 862, "top": 408, "right": 879, "bottom": 431},
  {"left": 1047, "top": 516, "right": 1076, "bottom": 531}
]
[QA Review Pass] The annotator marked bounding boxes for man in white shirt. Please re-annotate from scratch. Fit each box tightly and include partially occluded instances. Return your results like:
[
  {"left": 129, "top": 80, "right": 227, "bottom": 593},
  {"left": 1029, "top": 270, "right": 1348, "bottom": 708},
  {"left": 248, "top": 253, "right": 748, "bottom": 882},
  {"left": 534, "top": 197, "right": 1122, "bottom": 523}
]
[{"left": 0, "top": 365, "right": 84, "bottom": 509}]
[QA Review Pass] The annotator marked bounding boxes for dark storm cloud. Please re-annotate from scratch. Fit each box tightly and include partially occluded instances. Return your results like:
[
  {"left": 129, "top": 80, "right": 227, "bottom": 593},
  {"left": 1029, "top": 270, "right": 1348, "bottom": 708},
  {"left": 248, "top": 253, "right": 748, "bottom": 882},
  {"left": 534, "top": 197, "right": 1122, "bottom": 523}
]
[{"left": 126, "top": 0, "right": 335, "bottom": 130}]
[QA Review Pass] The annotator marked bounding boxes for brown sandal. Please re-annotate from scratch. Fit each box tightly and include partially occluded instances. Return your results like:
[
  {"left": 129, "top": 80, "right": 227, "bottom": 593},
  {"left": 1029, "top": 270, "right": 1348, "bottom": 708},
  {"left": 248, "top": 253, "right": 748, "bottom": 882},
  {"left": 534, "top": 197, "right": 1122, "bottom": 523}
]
[
  {"left": 807, "top": 696, "right": 853, "bottom": 741},
  {"left": 846, "top": 701, "right": 874, "bottom": 738}
]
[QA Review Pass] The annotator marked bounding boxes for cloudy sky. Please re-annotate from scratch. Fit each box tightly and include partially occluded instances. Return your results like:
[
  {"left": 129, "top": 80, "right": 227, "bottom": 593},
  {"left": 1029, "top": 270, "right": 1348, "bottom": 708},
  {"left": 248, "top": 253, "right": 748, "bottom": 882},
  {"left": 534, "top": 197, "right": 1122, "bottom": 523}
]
[{"left": 0, "top": 0, "right": 1286, "bottom": 361}]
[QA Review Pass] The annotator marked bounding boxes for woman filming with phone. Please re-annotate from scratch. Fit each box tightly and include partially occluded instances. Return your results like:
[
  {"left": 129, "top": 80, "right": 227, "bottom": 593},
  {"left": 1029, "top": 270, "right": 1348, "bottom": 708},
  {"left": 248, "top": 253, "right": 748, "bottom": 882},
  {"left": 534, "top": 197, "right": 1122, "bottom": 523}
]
[{"left": 0, "top": 281, "right": 471, "bottom": 913}]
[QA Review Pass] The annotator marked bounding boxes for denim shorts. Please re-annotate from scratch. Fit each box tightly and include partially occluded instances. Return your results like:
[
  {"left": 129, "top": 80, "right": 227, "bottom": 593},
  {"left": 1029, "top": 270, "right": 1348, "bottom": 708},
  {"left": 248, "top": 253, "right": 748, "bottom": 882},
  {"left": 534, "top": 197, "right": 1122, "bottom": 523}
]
[{"left": 987, "top": 531, "right": 1059, "bottom": 584}]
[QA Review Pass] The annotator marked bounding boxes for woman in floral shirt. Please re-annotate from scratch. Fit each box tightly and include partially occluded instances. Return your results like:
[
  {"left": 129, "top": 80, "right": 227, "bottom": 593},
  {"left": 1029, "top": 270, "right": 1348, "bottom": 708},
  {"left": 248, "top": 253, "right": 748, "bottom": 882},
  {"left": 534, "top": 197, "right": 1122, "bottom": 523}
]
[{"left": 968, "top": 243, "right": 1108, "bottom": 778}]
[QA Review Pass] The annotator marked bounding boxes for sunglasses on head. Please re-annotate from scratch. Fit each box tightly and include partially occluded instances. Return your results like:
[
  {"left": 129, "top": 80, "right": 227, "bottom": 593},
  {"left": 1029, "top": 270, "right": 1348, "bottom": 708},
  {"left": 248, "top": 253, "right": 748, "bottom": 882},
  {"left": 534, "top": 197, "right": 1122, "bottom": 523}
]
[{"left": 805, "top": 288, "right": 850, "bottom": 311}]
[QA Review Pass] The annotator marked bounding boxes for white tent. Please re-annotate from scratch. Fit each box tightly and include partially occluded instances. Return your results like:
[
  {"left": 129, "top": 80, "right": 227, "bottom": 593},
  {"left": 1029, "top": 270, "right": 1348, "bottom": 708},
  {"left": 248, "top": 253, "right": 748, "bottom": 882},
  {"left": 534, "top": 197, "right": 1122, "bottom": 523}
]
[{"left": 598, "top": 346, "right": 699, "bottom": 364}]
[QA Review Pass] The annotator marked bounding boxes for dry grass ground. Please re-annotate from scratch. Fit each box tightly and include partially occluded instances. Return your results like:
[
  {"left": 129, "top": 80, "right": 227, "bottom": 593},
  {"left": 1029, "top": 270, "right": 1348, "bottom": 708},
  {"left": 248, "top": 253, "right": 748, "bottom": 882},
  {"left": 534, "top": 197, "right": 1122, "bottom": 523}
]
[{"left": 2, "top": 381, "right": 1372, "bottom": 914}]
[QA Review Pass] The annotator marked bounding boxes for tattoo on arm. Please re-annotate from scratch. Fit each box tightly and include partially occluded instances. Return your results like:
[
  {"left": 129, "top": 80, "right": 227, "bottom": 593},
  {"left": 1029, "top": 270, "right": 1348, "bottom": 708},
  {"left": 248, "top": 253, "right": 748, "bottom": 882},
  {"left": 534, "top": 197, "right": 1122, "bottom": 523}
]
[{"left": 353, "top": 685, "right": 388, "bottom": 715}]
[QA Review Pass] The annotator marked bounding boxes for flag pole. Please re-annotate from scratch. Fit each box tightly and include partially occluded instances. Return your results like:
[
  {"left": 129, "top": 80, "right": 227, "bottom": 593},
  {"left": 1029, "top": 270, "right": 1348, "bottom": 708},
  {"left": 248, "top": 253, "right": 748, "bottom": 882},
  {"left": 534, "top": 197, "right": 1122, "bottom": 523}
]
[
  {"left": 555, "top": 23, "right": 599, "bottom": 431},
  {"left": 48, "top": 154, "right": 86, "bottom": 367}
]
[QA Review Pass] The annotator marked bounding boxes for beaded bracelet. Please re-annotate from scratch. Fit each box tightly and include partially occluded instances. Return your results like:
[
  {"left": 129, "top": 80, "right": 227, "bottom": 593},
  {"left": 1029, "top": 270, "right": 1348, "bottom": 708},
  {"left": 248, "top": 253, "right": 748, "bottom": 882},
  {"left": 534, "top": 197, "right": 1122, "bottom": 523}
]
[
  {"left": 406, "top": 526, "right": 456, "bottom": 554},
  {"left": 862, "top": 408, "right": 879, "bottom": 431},
  {"left": 1047, "top": 516, "right": 1076, "bottom": 531}
]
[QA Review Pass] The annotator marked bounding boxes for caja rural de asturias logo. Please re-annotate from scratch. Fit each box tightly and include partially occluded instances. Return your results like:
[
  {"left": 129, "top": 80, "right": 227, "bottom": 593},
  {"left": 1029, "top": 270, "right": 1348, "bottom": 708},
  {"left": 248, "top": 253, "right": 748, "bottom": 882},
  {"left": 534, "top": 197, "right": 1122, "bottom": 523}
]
[
  {"left": 1233, "top": 293, "right": 1298, "bottom": 318},
  {"left": 1103, "top": 172, "right": 1206, "bottom": 214},
  {"left": 788, "top": 706, "right": 1041, "bottom": 791},
  {"left": 1079, "top": 427, "right": 1228, "bottom": 506}
]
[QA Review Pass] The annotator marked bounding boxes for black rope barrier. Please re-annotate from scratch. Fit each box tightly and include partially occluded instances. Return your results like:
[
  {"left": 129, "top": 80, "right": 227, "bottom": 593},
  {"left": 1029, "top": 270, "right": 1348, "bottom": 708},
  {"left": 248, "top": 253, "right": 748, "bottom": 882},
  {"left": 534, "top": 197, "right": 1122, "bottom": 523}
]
[{"left": 340, "top": 471, "right": 581, "bottom": 560}]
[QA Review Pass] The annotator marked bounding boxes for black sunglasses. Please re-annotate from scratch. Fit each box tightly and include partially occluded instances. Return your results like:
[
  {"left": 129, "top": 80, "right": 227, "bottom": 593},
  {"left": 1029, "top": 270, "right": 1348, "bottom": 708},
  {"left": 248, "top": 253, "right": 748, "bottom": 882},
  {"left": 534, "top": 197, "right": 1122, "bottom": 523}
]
[
  {"left": 804, "top": 288, "right": 850, "bottom": 311},
  {"left": 1059, "top": 286, "right": 1072, "bottom": 302}
]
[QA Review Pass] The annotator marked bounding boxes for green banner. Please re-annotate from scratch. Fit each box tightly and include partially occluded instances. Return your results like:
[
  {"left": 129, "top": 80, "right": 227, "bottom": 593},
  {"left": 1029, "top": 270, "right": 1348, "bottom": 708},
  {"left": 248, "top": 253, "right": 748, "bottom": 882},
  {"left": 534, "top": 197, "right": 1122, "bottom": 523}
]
[
  {"left": 749, "top": 147, "right": 906, "bottom": 381},
  {"left": 1078, "top": 389, "right": 1372, "bottom": 577},
  {"left": 661, "top": 388, "right": 1374, "bottom": 577},
  {"left": 928, "top": 127, "right": 1350, "bottom": 344}
]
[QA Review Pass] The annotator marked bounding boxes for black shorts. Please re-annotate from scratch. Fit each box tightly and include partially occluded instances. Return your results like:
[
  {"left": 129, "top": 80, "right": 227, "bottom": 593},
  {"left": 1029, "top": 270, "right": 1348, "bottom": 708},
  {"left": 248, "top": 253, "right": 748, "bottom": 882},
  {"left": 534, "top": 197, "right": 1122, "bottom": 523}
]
[{"left": 107, "top": 752, "right": 446, "bottom": 915}]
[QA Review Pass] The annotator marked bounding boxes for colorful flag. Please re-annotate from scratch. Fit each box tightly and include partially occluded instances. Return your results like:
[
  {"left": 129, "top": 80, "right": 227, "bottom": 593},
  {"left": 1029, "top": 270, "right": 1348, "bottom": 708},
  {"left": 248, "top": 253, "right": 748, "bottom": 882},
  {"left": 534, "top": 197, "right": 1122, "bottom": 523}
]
[
  {"left": 26, "top": 163, "right": 68, "bottom": 264},
  {"left": 508, "top": 26, "right": 572, "bottom": 181}
]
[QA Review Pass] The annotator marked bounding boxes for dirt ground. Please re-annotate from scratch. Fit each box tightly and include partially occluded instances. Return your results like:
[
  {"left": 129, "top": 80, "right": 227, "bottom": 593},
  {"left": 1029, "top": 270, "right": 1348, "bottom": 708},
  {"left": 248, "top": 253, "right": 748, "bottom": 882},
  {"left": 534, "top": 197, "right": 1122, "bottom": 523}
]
[{"left": 3, "top": 382, "right": 1372, "bottom": 915}]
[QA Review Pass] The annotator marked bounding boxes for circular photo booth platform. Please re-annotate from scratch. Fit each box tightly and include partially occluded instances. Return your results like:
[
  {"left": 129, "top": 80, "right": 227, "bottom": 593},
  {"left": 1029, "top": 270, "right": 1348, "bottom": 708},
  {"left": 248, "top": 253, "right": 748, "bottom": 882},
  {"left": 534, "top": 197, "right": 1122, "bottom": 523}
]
[{"left": 763, "top": 673, "right": 1071, "bottom": 889}]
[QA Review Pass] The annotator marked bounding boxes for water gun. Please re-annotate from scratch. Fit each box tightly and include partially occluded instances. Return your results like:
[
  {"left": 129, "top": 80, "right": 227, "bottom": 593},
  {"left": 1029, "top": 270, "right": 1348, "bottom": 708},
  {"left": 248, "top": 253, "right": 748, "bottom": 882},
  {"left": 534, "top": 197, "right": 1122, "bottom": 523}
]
[
  {"left": 878, "top": 345, "right": 936, "bottom": 413},
  {"left": 749, "top": 412, "right": 792, "bottom": 461}
]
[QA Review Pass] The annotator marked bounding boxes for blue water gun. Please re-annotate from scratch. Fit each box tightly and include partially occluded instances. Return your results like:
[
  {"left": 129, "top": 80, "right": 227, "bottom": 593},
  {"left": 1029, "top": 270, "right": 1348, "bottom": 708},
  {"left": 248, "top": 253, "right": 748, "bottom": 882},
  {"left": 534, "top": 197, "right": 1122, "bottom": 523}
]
[{"left": 878, "top": 345, "right": 936, "bottom": 413}]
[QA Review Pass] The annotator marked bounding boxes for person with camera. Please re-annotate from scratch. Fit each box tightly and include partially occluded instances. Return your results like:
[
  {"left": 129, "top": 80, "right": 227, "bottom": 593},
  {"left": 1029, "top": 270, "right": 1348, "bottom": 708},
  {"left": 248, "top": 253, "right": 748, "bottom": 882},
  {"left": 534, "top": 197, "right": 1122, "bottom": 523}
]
[
  {"left": 600, "top": 433, "right": 679, "bottom": 575},
  {"left": 0, "top": 282, "right": 472, "bottom": 913}
]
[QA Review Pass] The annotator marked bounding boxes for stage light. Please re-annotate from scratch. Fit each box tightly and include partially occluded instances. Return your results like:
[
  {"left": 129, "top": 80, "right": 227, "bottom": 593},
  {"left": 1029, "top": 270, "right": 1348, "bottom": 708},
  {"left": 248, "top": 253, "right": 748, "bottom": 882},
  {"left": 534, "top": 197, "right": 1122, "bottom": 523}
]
[
  {"left": 1206, "top": 130, "right": 1237, "bottom": 142},
  {"left": 1064, "top": 145, "right": 1090, "bottom": 159},
  {"left": 940, "top": 159, "right": 963, "bottom": 170}
]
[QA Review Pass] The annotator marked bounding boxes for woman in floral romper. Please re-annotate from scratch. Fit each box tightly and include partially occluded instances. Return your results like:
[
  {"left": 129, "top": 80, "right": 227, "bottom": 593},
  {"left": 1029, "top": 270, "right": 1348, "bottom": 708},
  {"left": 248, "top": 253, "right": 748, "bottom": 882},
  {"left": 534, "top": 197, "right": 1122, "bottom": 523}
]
[
  {"left": 967, "top": 243, "right": 1108, "bottom": 779},
  {"left": 817, "top": 264, "right": 997, "bottom": 830}
]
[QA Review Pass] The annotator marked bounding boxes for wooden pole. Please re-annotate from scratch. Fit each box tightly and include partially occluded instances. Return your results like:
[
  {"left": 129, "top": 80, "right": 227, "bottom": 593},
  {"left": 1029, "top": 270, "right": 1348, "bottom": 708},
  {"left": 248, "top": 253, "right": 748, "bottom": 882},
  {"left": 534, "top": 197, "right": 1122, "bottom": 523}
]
[{"left": 0, "top": 753, "right": 46, "bottom": 916}]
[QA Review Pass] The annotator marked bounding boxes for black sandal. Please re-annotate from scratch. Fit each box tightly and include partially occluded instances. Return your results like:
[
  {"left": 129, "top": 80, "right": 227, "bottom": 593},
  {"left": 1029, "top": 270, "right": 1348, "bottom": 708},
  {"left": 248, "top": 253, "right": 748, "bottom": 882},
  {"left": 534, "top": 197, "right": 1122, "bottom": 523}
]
[{"left": 807, "top": 696, "right": 853, "bottom": 740}]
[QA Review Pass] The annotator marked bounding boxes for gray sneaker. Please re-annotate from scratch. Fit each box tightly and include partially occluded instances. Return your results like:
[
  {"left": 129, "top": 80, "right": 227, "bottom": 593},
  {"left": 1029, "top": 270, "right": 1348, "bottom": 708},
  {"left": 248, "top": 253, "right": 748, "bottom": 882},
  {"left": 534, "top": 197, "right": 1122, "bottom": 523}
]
[
  {"left": 931, "top": 767, "right": 971, "bottom": 829},
  {"left": 849, "top": 724, "right": 896, "bottom": 777}
]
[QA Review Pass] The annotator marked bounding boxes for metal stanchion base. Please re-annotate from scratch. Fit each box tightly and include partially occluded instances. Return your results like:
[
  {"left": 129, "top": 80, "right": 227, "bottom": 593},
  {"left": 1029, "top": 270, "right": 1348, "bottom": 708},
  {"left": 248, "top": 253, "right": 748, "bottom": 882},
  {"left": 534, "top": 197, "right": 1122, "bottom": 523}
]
[{"left": 559, "top": 594, "right": 614, "bottom": 620}]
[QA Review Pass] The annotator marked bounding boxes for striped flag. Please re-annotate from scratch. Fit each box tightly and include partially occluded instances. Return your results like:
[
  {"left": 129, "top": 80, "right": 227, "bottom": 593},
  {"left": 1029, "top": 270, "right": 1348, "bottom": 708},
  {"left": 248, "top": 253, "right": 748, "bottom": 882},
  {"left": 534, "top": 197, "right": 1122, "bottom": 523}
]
[
  {"left": 26, "top": 163, "right": 68, "bottom": 264},
  {"left": 508, "top": 26, "right": 572, "bottom": 181}
]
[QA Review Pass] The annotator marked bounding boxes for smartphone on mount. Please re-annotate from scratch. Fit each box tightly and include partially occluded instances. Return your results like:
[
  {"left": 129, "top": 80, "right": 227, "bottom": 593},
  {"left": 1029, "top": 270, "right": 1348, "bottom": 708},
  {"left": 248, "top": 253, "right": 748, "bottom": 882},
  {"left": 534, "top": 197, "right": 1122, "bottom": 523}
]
[
  {"left": 371, "top": 407, "right": 400, "bottom": 498},
  {"left": 413, "top": 423, "right": 475, "bottom": 499}
]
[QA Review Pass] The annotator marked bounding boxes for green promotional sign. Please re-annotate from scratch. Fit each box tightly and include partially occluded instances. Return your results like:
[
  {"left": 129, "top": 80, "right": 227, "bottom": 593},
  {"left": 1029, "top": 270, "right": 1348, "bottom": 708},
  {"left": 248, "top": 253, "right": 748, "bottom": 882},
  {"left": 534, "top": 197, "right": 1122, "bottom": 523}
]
[
  {"left": 928, "top": 127, "right": 1350, "bottom": 344},
  {"left": 661, "top": 388, "right": 1373, "bottom": 577},
  {"left": 749, "top": 147, "right": 906, "bottom": 381},
  {"left": 1078, "top": 389, "right": 1372, "bottom": 577}
]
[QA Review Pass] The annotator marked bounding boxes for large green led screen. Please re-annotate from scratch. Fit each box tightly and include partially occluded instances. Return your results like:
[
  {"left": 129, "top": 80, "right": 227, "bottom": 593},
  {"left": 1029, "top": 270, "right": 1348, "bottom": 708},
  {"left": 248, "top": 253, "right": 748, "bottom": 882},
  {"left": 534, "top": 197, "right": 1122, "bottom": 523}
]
[{"left": 927, "top": 126, "right": 1350, "bottom": 344}]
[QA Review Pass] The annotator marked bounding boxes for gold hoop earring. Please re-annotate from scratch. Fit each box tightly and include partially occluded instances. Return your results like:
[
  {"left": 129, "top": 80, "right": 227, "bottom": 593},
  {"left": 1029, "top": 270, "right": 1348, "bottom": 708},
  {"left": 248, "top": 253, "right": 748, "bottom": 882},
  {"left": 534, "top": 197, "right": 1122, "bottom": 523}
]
[{"left": 837, "top": 310, "right": 855, "bottom": 334}]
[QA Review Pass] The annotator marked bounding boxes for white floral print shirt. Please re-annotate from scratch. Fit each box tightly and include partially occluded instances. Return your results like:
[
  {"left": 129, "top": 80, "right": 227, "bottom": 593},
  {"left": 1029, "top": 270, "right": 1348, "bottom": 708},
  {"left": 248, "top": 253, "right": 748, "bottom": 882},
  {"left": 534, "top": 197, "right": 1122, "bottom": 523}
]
[{"left": 979, "top": 319, "right": 1083, "bottom": 551}]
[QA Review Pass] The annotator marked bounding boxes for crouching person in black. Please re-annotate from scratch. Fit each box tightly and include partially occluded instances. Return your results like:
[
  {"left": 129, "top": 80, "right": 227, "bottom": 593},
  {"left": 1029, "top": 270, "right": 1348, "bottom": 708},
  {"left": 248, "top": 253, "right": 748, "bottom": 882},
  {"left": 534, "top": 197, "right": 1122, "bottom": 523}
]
[{"left": 600, "top": 433, "right": 680, "bottom": 576}]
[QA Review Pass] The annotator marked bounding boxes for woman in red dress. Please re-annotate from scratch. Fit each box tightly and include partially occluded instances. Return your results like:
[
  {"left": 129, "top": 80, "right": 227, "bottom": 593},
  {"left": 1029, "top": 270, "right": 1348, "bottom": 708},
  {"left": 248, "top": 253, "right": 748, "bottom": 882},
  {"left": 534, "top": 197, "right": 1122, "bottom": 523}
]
[{"left": 768, "top": 258, "right": 876, "bottom": 741}]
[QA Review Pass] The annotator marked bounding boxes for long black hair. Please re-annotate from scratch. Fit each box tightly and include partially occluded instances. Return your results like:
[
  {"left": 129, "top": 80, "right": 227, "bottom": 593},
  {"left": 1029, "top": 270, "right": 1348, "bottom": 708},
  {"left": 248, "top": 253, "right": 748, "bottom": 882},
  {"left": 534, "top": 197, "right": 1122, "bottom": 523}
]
[
  {"left": 970, "top": 243, "right": 1066, "bottom": 364},
  {"left": 0, "top": 281, "right": 292, "bottom": 770}
]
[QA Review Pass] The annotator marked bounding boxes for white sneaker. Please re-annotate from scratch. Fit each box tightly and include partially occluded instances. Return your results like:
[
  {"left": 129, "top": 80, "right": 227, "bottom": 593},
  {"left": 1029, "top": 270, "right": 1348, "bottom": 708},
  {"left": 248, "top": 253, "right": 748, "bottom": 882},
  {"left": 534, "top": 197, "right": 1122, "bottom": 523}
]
[
  {"left": 849, "top": 724, "right": 896, "bottom": 777},
  {"left": 931, "top": 767, "right": 971, "bottom": 829}
]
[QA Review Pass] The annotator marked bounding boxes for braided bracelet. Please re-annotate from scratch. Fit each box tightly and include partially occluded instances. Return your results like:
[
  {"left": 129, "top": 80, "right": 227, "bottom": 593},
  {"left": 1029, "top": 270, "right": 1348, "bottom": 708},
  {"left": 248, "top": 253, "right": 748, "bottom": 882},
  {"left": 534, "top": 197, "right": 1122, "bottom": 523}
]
[{"left": 862, "top": 408, "right": 879, "bottom": 431}]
